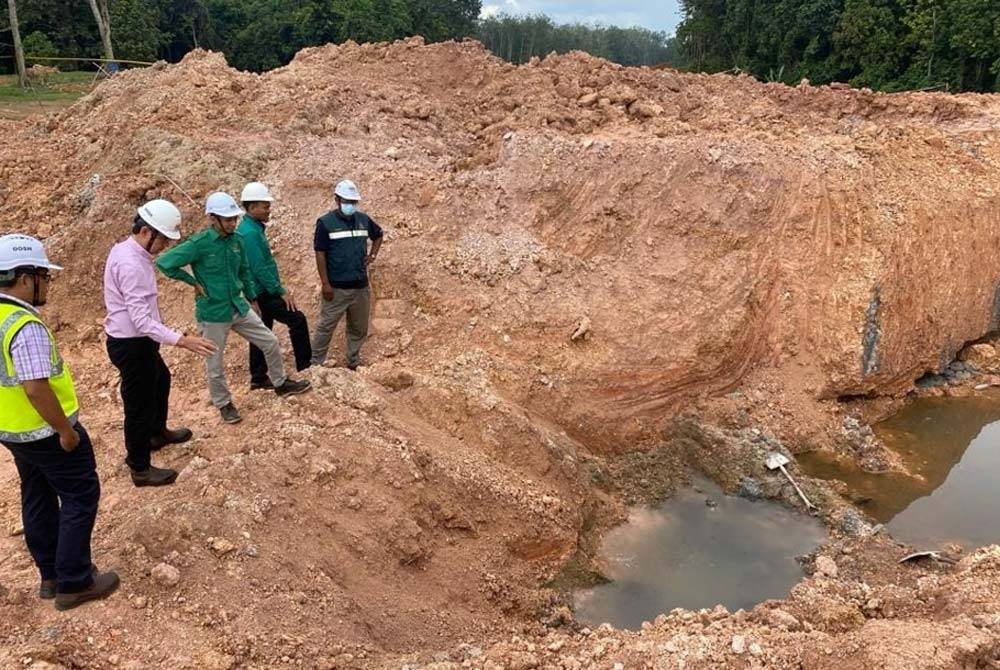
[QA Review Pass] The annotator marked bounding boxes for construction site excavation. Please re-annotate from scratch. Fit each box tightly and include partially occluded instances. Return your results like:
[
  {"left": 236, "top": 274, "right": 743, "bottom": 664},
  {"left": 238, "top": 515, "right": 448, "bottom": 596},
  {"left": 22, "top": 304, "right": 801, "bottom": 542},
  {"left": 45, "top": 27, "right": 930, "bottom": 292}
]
[{"left": 4, "top": 37, "right": 1000, "bottom": 670}]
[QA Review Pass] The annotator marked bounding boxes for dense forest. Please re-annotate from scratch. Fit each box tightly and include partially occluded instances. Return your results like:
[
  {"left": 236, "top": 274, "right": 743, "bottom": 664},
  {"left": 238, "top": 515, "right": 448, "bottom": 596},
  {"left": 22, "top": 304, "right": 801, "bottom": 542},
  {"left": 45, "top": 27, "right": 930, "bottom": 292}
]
[
  {"left": 4, "top": 0, "right": 1000, "bottom": 92},
  {"left": 2, "top": 0, "right": 479, "bottom": 71},
  {"left": 676, "top": 0, "right": 1000, "bottom": 91},
  {"left": 477, "top": 14, "right": 677, "bottom": 66},
  {"left": 0, "top": 0, "right": 673, "bottom": 73}
]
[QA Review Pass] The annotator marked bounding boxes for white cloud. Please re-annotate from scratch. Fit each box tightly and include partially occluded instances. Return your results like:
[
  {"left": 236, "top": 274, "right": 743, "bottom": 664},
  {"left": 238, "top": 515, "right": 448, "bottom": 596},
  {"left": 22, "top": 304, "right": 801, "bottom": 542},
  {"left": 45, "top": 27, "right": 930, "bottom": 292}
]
[
  {"left": 480, "top": 0, "right": 522, "bottom": 19},
  {"left": 480, "top": 0, "right": 682, "bottom": 34}
]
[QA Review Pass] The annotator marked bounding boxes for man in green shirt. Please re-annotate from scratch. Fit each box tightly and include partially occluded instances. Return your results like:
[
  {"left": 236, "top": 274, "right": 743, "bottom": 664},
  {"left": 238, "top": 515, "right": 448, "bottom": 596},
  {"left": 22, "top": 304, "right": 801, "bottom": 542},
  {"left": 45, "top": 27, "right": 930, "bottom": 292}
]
[
  {"left": 236, "top": 182, "right": 311, "bottom": 390},
  {"left": 156, "top": 192, "right": 311, "bottom": 424}
]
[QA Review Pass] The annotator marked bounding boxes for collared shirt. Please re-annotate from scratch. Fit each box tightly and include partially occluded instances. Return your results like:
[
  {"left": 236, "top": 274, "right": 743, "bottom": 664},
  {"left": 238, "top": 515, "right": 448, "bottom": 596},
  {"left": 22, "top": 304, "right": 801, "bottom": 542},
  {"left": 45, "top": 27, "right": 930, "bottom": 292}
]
[
  {"left": 0, "top": 292, "right": 53, "bottom": 381},
  {"left": 155, "top": 226, "right": 258, "bottom": 323},
  {"left": 103, "top": 237, "right": 182, "bottom": 345},
  {"left": 236, "top": 215, "right": 285, "bottom": 297}
]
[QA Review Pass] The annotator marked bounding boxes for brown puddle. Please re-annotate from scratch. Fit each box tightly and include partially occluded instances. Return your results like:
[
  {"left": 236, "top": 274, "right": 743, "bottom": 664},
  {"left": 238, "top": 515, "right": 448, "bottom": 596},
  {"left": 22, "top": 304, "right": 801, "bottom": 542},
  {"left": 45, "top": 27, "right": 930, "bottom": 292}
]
[
  {"left": 573, "top": 476, "right": 826, "bottom": 630},
  {"left": 800, "top": 392, "right": 1000, "bottom": 548}
]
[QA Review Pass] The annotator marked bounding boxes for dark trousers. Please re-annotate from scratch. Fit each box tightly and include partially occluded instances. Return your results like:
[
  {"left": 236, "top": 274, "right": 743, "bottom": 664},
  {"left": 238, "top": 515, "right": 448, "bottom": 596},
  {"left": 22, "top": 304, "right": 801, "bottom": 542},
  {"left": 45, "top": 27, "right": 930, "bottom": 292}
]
[
  {"left": 3, "top": 425, "right": 100, "bottom": 594},
  {"left": 250, "top": 291, "right": 311, "bottom": 384},
  {"left": 106, "top": 336, "right": 169, "bottom": 471}
]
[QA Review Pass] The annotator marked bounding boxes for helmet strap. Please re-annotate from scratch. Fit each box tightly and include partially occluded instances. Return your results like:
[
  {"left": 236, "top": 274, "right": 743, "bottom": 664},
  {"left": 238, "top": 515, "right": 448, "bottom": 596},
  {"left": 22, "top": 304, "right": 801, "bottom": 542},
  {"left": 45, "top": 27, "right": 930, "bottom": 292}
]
[
  {"left": 210, "top": 215, "right": 228, "bottom": 237},
  {"left": 144, "top": 228, "right": 160, "bottom": 253},
  {"left": 31, "top": 274, "right": 41, "bottom": 306}
]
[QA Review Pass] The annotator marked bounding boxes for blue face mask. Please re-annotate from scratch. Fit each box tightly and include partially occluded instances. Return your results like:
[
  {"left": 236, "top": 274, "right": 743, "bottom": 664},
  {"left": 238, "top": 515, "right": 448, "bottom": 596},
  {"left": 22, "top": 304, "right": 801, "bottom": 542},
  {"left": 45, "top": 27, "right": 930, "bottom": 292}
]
[{"left": 340, "top": 203, "right": 357, "bottom": 216}]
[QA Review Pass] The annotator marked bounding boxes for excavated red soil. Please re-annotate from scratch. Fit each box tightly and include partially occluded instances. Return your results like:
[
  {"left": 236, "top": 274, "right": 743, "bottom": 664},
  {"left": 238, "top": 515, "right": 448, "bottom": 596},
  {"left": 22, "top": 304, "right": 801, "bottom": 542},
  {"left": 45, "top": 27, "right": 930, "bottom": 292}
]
[{"left": 1, "top": 39, "right": 1000, "bottom": 668}]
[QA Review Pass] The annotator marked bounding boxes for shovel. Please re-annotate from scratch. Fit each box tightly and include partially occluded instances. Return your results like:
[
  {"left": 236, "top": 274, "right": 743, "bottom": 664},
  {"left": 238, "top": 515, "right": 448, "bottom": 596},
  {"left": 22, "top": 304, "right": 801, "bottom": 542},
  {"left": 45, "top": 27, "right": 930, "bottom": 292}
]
[
  {"left": 765, "top": 452, "right": 817, "bottom": 512},
  {"left": 898, "top": 550, "right": 959, "bottom": 566}
]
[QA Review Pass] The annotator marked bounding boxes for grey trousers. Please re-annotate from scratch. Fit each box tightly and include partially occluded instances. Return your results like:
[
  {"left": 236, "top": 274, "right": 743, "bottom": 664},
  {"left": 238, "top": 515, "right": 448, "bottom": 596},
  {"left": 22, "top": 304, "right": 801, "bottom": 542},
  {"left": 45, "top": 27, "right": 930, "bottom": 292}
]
[
  {"left": 200, "top": 310, "right": 286, "bottom": 408},
  {"left": 310, "top": 287, "right": 370, "bottom": 367}
]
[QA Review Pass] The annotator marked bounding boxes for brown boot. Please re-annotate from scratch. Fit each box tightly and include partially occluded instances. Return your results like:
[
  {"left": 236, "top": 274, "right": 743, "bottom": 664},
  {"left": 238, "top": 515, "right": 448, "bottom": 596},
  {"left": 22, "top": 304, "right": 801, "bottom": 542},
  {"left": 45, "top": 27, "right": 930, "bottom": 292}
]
[{"left": 54, "top": 570, "right": 120, "bottom": 611}]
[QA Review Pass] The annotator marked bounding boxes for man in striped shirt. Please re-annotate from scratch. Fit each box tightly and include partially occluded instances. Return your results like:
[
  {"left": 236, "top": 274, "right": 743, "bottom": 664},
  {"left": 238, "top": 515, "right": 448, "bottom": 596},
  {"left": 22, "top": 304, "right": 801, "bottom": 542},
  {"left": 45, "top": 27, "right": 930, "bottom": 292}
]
[{"left": 0, "top": 234, "right": 119, "bottom": 610}]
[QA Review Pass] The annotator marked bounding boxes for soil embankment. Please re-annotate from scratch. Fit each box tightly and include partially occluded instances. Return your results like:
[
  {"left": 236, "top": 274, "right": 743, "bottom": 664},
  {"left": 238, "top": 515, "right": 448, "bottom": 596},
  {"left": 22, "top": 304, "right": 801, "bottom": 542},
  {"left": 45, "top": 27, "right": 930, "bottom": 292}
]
[{"left": 1, "top": 39, "right": 999, "bottom": 668}]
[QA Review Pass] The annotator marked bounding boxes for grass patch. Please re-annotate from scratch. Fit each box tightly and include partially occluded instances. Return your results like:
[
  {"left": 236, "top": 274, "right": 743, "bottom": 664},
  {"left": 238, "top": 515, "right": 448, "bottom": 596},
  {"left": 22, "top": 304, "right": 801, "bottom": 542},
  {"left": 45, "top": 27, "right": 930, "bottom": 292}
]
[
  {"left": 0, "top": 71, "right": 96, "bottom": 119},
  {"left": 0, "top": 71, "right": 95, "bottom": 98}
]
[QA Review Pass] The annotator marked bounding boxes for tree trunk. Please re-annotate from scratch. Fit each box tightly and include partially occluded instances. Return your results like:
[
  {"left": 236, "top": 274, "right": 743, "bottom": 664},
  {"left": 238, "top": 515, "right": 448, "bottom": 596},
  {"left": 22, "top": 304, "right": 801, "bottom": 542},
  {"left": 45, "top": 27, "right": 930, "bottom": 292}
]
[
  {"left": 86, "top": 0, "right": 115, "bottom": 62},
  {"left": 7, "top": 0, "right": 26, "bottom": 87}
]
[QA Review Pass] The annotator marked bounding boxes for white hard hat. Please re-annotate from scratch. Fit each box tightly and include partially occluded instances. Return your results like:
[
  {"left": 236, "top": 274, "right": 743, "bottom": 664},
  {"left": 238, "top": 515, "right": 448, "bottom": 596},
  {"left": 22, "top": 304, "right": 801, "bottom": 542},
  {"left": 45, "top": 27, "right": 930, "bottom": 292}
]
[
  {"left": 0, "top": 234, "right": 63, "bottom": 272},
  {"left": 205, "top": 192, "right": 244, "bottom": 218},
  {"left": 137, "top": 199, "right": 182, "bottom": 240},
  {"left": 241, "top": 182, "right": 274, "bottom": 203},
  {"left": 333, "top": 179, "right": 361, "bottom": 201}
]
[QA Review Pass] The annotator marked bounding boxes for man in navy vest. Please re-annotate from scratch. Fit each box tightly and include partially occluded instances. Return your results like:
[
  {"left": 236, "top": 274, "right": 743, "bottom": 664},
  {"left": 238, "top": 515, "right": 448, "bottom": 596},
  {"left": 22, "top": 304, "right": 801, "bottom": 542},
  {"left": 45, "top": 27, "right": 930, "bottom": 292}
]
[{"left": 310, "top": 179, "right": 383, "bottom": 370}]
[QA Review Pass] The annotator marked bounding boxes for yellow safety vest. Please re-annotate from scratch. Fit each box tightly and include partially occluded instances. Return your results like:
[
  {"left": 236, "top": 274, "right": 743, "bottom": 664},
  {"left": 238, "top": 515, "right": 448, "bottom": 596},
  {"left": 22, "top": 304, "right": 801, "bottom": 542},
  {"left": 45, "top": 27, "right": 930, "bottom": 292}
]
[{"left": 0, "top": 301, "right": 79, "bottom": 443}]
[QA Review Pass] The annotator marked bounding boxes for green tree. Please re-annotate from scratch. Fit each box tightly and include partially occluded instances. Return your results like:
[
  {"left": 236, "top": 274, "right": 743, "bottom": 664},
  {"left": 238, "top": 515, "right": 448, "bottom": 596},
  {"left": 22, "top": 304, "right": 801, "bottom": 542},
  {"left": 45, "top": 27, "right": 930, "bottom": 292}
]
[
  {"left": 86, "top": 0, "right": 116, "bottom": 62},
  {"left": 7, "top": 0, "right": 27, "bottom": 85},
  {"left": 410, "top": 0, "right": 479, "bottom": 40},
  {"left": 15, "top": 0, "right": 99, "bottom": 65},
  {"left": 109, "top": 0, "right": 164, "bottom": 61},
  {"left": 833, "top": 0, "right": 906, "bottom": 88},
  {"left": 946, "top": 0, "right": 1000, "bottom": 90},
  {"left": 21, "top": 29, "right": 57, "bottom": 61},
  {"left": 675, "top": 0, "right": 731, "bottom": 71},
  {"left": 899, "top": 0, "right": 945, "bottom": 87},
  {"left": 672, "top": 0, "right": 1000, "bottom": 91},
  {"left": 3, "top": 0, "right": 484, "bottom": 73},
  {"left": 477, "top": 13, "right": 675, "bottom": 66}
]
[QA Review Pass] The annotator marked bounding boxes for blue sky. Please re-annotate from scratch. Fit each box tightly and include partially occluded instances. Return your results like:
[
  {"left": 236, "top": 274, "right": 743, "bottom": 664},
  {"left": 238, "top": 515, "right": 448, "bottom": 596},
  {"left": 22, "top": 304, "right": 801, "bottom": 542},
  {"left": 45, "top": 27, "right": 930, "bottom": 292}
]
[{"left": 480, "top": 0, "right": 684, "bottom": 35}]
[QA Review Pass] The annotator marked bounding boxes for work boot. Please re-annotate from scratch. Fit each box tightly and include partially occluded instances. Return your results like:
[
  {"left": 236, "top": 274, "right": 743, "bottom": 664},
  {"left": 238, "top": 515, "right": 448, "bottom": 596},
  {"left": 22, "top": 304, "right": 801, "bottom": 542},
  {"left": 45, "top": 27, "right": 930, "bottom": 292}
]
[
  {"left": 41, "top": 565, "right": 98, "bottom": 599},
  {"left": 39, "top": 579, "right": 56, "bottom": 600},
  {"left": 274, "top": 378, "right": 312, "bottom": 397},
  {"left": 54, "top": 570, "right": 120, "bottom": 611},
  {"left": 130, "top": 465, "right": 179, "bottom": 487},
  {"left": 150, "top": 427, "right": 193, "bottom": 451},
  {"left": 219, "top": 403, "right": 242, "bottom": 424},
  {"left": 250, "top": 379, "right": 274, "bottom": 391}
]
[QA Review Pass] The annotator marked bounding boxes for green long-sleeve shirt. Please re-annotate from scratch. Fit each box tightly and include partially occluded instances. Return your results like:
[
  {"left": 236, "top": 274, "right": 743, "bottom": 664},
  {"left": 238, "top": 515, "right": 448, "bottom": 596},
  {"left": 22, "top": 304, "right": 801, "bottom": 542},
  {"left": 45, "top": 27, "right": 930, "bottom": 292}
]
[
  {"left": 155, "top": 226, "right": 259, "bottom": 323},
  {"left": 235, "top": 215, "right": 285, "bottom": 297}
]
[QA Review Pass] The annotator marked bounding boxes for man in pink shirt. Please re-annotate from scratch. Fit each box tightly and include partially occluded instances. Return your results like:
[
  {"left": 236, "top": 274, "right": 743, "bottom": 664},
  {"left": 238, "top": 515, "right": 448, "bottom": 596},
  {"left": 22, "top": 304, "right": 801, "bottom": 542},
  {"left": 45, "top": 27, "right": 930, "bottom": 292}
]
[{"left": 103, "top": 200, "right": 215, "bottom": 487}]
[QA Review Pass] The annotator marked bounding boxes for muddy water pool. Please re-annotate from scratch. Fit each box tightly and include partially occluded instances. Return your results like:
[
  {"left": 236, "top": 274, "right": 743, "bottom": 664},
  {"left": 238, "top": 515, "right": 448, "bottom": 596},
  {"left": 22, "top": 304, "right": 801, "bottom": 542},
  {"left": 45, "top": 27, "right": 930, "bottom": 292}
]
[
  {"left": 800, "top": 393, "right": 1000, "bottom": 548},
  {"left": 574, "top": 476, "right": 826, "bottom": 629}
]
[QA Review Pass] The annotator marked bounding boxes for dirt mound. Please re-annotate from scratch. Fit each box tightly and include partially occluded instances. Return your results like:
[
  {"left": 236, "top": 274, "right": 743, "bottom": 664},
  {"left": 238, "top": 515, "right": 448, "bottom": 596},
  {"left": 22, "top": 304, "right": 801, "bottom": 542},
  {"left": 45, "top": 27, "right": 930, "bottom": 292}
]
[{"left": 2, "top": 39, "right": 1000, "bottom": 668}]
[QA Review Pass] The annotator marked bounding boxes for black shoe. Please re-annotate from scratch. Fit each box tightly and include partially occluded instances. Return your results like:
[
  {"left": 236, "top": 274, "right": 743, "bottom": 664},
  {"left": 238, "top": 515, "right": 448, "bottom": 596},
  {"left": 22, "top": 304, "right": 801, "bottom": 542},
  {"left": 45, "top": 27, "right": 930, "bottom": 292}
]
[
  {"left": 250, "top": 379, "right": 274, "bottom": 390},
  {"left": 131, "top": 465, "right": 179, "bottom": 487},
  {"left": 220, "top": 403, "right": 242, "bottom": 424},
  {"left": 274, "top": 378, "right": 312, "bottom": 397},
  {"left": 54, "top": 570, "right": 120, "bottom": 611},
  {"left": 41, "top": 565, "right": 98, "bottom": 600},
  {"left": 150, "top": 427, "right": 193, "bottom": 451}
]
